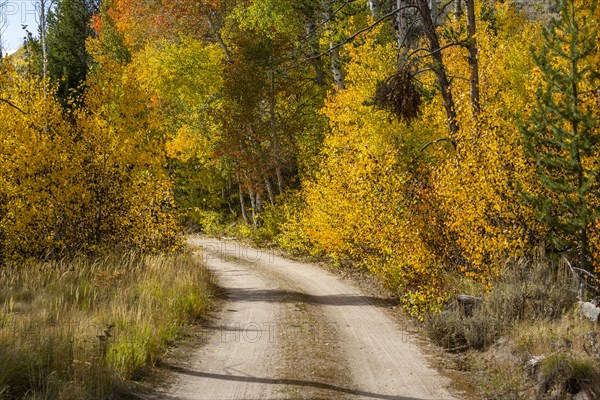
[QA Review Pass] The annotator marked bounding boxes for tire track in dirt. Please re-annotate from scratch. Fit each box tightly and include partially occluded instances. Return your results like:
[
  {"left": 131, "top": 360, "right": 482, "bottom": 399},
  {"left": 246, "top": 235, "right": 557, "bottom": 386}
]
[{"left": 160, "top": 237, "right": 459, "bottom": 400}]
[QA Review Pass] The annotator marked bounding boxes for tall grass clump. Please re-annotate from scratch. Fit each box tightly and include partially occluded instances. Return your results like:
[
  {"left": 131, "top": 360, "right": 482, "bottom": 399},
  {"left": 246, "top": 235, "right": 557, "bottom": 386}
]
[
  {"left": 426, "top": 253, "right": 579, "bottom": 352},
  {"left": 426, "top": 252, "right": 600, "bottom": 398},
  {"left": 0, "top": 251, "right": 213, "bottom": 399}
]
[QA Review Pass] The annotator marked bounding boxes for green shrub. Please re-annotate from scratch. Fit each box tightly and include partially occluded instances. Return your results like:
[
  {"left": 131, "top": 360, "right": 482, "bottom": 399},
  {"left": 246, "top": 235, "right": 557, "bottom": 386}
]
[{"left": 183, "top": 208, "right": 225, "bottom": 235}]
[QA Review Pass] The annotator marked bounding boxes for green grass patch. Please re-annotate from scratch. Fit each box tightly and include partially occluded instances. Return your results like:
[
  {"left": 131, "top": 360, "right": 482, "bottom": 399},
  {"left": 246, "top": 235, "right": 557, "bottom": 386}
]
[{"left": 0, "top": 251, "right": 214, "bottom": 399}]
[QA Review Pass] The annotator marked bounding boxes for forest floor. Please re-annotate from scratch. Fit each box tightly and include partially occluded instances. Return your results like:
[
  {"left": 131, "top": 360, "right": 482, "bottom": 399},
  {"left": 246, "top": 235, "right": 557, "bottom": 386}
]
[{"left": 152, "top": 236, "right": 461, "bottom": 400}]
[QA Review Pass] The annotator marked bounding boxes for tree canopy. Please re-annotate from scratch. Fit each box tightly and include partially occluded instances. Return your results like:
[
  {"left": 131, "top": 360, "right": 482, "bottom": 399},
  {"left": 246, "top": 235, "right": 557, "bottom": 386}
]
[{"left": 1, "top": 0, "right": 599, "bottom": 314}]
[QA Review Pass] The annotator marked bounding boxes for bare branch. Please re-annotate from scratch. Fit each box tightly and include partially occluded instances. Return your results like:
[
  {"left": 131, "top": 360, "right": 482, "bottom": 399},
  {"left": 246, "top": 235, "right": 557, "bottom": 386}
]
[
  {"left": 302, "top": 0, "right": 359, "bottom": 40},
  {"left": 407, "top": 42, "right": 461, "bottom": 61},
  {"left": 421, "top": 137, "right": 457, "bottom": 151},
  {"left": 0, "top": 98, "right": 27, "bottom": 114},
  {"left": 307, "top": 5, "right": 419, "bottom": 61}
]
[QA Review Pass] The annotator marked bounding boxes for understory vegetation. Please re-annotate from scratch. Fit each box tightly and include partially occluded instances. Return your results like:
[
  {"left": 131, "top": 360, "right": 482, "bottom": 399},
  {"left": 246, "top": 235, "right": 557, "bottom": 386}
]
[
  {"left": 1, "top": 0, "right": 600, "bottom": 398},
  {"left": 0, "top": 252, "right": 213, "bottom": 399},
  {"left": 2, "top": 0, "right": 598, "bottom": 314},
  {"left": 426, "top": 254, "right": 600, "bottom": 399}
]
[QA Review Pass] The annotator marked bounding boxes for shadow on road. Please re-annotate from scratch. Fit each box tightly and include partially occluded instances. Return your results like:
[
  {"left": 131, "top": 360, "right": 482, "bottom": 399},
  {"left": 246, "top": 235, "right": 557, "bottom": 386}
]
[
  {"left": 223, "top": 287, "right": 397, "bottom": 308},
  {"left": 162, "top": 365, "right": 429, "bottom": 400}
]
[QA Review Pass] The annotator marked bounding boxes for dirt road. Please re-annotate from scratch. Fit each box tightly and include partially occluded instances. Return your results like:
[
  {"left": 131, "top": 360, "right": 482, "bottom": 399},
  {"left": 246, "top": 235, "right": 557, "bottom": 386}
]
[{"left": 161, "top": 237, "right": 459, "bottom": 400}]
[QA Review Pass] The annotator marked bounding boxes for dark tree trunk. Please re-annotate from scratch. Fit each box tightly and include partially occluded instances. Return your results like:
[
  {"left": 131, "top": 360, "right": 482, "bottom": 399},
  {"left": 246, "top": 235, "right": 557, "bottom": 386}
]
[
  {"left": 465, "top": 0, "right": 480, "bottom": 117},
  {"left": 305, "top": 18, "right": 326, "bottom": 85},
  {"left": 417, "top": 0, "right": 459, "bottom": 137},
  {"left": 237, "top": 172, "right": 249, "bottom": 224},
  {"left": 207, "top": 11, "right": 232, "bottom": 63}
]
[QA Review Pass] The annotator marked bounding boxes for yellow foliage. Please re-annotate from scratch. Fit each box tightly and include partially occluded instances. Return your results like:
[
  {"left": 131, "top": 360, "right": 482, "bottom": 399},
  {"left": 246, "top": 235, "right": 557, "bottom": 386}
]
[
  {"left": 433, "top": 9, "right": 544, "bottom": 284},
  {"left": 0, "top": 45, "right": 179, "bottom": 259},
  {"left": 284, "top": 6, "right": 551, "bottom": 315},
  {"left": 75, "top": 45, "right": 180, "bottom": 252},
  {"left": 131, "top": 39, "right": 223, "bottom": 164},
  {"left": 295, "top": 30, "right": 446, "bottom": 313}
]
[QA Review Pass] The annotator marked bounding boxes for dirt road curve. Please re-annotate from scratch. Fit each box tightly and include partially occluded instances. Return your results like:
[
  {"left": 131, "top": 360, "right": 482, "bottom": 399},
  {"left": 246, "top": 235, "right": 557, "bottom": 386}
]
[{"left": 161, "top": 237, "right": 459, "bottom": 400}]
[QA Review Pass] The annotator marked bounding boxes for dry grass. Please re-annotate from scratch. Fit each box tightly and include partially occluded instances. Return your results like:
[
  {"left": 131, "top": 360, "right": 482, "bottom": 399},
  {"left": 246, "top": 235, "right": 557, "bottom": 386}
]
[
  {"left": 513, "top": 314, "right": 600, "bottom": 399},
  {"left": 0, "top": 251, "right": 214, "bottom": 399},
  {"left": 427, "top": 256, "right": 579, "bottom": 351},
  {"left": 426, "top": 309, "right": 503, "bottom": 351},
  {"left": 426, "top": 254, "right": 600, "bottom": 399}
]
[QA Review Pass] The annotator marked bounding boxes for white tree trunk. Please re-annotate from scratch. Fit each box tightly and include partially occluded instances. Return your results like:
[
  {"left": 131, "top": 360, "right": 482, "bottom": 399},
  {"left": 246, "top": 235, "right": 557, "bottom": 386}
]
[
  {"left": 269, "top": 70, "right": 284, "bottom": 194},
  {"left": 368, "top": 0, "right": 379, "bottom": 19},
  {"left": 397, "top": 0, "right": 408, "bottom": 54},
  {"left": 454, "top": 0, "right": 463, "bottom": 21},
  {"left": 39, "top": 0, "right": 49, "bottom": 80},
  {"left": 430, "top": 0, "right": 438, "bottom": 26},
  {"left": 249, "top": 188, "right": 258, "bottom": 228},
  {"left": 330, "top": 43, "right": 344, "bottom": 90},
  {"left": 0, "top": 0, "right": 7, "bottom": 61},
  {"left": 38, "top": 0, "right": 54, "bottom": 96},
  {"left": 325, "top": 8, "right": 345, "bottom": 90}
]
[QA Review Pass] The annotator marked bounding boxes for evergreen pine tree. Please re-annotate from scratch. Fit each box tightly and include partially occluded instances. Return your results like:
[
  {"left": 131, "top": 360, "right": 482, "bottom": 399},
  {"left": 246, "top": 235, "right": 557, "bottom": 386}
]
[
  {"left": 521, "top": 0, "right": 600, "bottom": 271},
  {"left": 46, "top": 0, "right": 97, "bottom": 102}
]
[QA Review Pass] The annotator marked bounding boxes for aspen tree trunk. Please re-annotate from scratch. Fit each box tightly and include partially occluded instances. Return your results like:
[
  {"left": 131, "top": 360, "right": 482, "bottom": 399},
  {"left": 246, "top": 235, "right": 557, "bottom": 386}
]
[
  {"left": 397, "top": 0, "right": 409, "bottom": 55},
  {"left": 41, "top": 1, "right": 47, "bottom": 76},
  {"left": 276, "top": 167, "right": 284, "bottom": 195},
  {"left": 305, "top": 17, "right": 325, "bottom": 85},
  {"left": 256, "top": 192, "right": 263, "bottom": 214},
  {"left": 430, "top": 0, "right": 438, "bottom": 26},
  {"left": 330, "top": 43, "right": 344, "bottom": 90},
  {"left": 227, "top": 177, "right": 235, "bottom": 214},
  {"left": 326, "top": 8, "right": 345, "bottom": 90},
  {"left": 368, "top": 0, "right": 379, "bottom": 19},
  {"left": 269, "top": 70, "right": 284, "bottom": 196},
  {"left": 454, "top": 0, "right": 463, "bottom": 21},
  {"left": 37, "top": 0, "right": 52, "bottom": 98},
  {"left": 265, "top": 178, "right": 275, "bottom": 206},
  {"left": 0, "top": 1, "right": 5, "bottom": 62},
  {"left": 249, "top": 188, "right": 258, "bottom": 228},
  {"left": 237, "top": 172, "right": 249, "bottom": 224},
  {"left": 39, "top": 0, "right": 50, "bottom": 82}
]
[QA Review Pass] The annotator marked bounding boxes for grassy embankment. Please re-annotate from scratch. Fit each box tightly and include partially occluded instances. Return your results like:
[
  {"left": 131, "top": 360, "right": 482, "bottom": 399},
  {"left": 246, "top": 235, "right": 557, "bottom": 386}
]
[
  {"left": 426, "top": 254, "right": 600, "bottom": 399},
  {"left": 0, "top": 251, "right": 213, "bottom": 399}
]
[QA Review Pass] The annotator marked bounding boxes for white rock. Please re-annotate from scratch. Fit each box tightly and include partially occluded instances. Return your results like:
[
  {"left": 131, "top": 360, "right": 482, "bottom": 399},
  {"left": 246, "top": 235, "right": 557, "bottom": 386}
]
[
  {"left": 574, "top": 391, "right": 591, "bottom": 400},
  {"left": 580, "top": 301, "right": 600, "bottom": 322}
]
